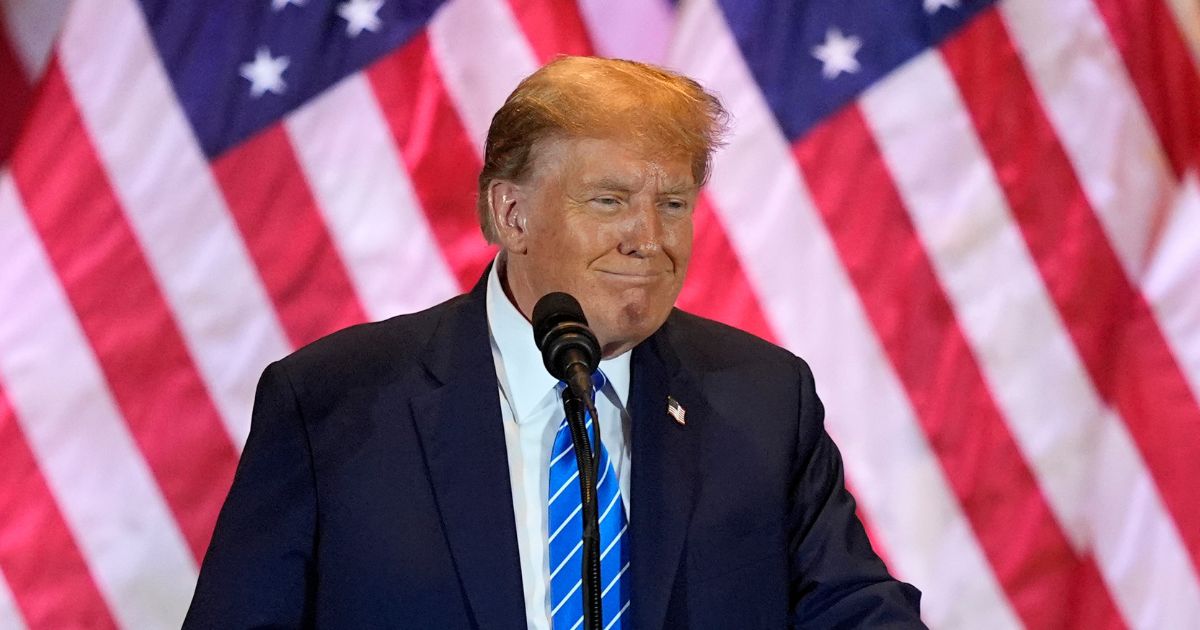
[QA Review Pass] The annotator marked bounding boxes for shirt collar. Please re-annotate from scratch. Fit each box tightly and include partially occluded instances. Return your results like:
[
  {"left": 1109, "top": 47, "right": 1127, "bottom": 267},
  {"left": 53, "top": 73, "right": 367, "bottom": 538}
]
[{"left": 486, "top": 256, "right": 631, "bottom": 423}]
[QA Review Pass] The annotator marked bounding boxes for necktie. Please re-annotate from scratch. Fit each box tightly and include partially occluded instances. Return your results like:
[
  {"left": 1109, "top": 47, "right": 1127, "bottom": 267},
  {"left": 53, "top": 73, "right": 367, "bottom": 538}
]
[{"left": 547, "top": 370, "right": 630, "bottom": 630}]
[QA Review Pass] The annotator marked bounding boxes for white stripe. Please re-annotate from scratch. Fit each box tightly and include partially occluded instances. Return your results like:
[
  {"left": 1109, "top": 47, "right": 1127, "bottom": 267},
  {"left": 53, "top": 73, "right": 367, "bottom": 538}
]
[
  {"left": 600, "top": 562, "right": 629, "bottom": 599},
  {"left": 550, "top": 442, "right": 575, "bottom": 468},
  {"left": 0, "top": 567, "right": 27, "bottom": 630},
  {"left": 551, "top": 459, "right": 611, "bottom": 521},
  {"left": 551, "top": 578, "right": 582, "bottom": 616},
  {"left": 427, "top": 0, "right": 539, "bottom": 153},
  {"left": 56, "top": 0, "right": 292, "bottom": 448},
  {"left": 595, "top": 457, "right": 611, "bottom": 489},
  {"left": 549, "top": 470, "right": 580, "bottom": 506},
  {"left": 597, "top": 488, "right": 621, "bottom": 525},
  {"left": 999, "top": 0, "right": 1176, "bottom": 279},
  {"left": 1143, "top": 171, "right": 1200, "bottom": 406},
  {"left": 549, "top": 503, "right": 582, "bottom": 543},
  {"left": 285, "top": 74, "right": 459, "bottom": 320},
  {"left": 0, "top": 0, "right": 68, "bottom": 80},
  {"left": 604, "top": 600, "right": 633, "bottom": 628},
  {"left": 550, "top": 540, "right": 584, "bottom": 581},
  {"left": 0, "top": 176, "right": 196, "bottom": 629},
  {"left": 578, "top": 0, "right": 674, "bottom": 64},
  {"left": 861, "top": 50, "right": 1200, "bottom": 629},
  {"left": 1002, "top": 0, "right": 1200, "bottom": 403},
  {"left": 1163, "top": 0, "right": 1200, "bottom": 68},
  {"left": 601, "top": 524, "right": 627, "bottom": 561},
  {"left": 569, "top": 615, "right": 584, "bottom": 630},
  {"left": 670, "top": 3, "right": 1021, "bottom": 628}
]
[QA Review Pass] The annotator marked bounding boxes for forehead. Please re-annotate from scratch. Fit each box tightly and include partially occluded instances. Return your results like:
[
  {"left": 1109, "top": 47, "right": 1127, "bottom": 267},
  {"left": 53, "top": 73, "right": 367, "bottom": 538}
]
[{"left": 527, "top": 134, "right": 696, "bottom": 189}]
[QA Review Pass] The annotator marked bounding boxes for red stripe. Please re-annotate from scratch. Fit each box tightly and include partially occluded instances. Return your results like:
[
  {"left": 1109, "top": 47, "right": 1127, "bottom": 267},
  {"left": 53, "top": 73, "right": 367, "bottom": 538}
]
[
  {"left": 366, "top": 33, "right": 497, "bottom": 289},
  {"left": 677, "top": 193, "right": 778, "bottom": 344},
  {"left": 0, "top": 12, "right": 33, "bottom": 164},
  {"left": 1090, "top": 0, "right": 1200, "bottom": 176},
  {"left": 793, "top": 105, "right": 1125, "bottom": 629},
  {"left": 506, "top": 0, "right": 595, "bottom": 62},
  {"left": 212, "top": 124, "right": 369, "bottom": 347},
  {"left": 942, "top": 7, "right": 1200, "bottom": 576},
  {"left": 9, "top": 60, "right": 237, "bottom": 562},
  {"left": 0, "top": 385, "right": 118, "bottom": 629}
]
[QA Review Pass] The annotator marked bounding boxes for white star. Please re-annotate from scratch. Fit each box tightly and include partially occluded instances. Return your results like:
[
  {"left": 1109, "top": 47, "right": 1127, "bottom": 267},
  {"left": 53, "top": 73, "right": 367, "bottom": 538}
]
[
  {"left": 337, "top": 0, "right": 384, "bottom": 37},
  {"left": 924, "top": 0, "right": 960, "bottom": 13},
  {"left": 239, "top": 46, "right": 290, "bottom": 98},
  {"left": 271, "top": 0, "right": 305, "bottom": 11},
  {"left": 811, "top": 27, "right": 862, "bottom": 80}
]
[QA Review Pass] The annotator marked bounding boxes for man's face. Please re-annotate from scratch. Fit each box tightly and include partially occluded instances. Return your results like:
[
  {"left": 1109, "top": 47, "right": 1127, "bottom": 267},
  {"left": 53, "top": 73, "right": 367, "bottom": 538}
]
[{"left": 498, "top": 135, "right": 697, "bottom": 357}]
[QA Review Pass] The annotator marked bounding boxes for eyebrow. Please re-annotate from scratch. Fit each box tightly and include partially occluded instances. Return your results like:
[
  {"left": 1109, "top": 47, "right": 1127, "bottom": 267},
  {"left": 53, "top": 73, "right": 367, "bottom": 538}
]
[
  {"left": 582, "top": 177, "right": 635, "bottom": 191},
  {"left": 581, "top": 177, "right": 697, "bottom": 194},
  {"left": 659, "top": 184, "right": 699, "bottom": 195}
]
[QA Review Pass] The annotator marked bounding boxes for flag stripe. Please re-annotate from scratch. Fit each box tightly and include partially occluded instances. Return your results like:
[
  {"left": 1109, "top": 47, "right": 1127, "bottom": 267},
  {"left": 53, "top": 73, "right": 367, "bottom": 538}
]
[
  {"left": 285, "top": 74, "right": 461, "bottom": 322},
  {"left": 505, "top": 0, "right": 595, "bottom": 62},
  {"left": 57, "top": 0, "right": 293, "bottom": 449},
  {"left": 1162, "top": 0, "right": 1200, "bottom": 67},
  {"left": 0, "top": 571, "right": 26, "bottom": 630},
  {"left": 861, "top": 49, "right": 1200, "bottom": 626},
  {"left": 428, "top": 0, "right": 540, "bottom": 153},
  {"left": 10, "top": 60, "right": 236, "bottom": 562},
  {"left": 793, "top": 104, "right": 1126, "bottom": 629},
  {"left": 0, "top": 0, "right": 64, "bottom": 80},
  {"left": 0, "top": 174, "right": 197, "bottom": 629},
  {"left": 1143, "top": 172, "right": 1200, "bottom": 403},
  {"left": 998, "top": 0, "right": 1200, "bottom": 441},
  {"left": 1090, "top": 0, "right": 1200, "bottom": 177},
  {"left": 676, "top": 194, "right": 778, "bottom": 344},
  {"left": 941, "top": 7, "right": 1200, "bottom": 576},
  {"left": 0, "top": 386, "right": 118, "bottom": 629},
  {"left": 58, "top": 0, "right": 293, "bottom": 446},
  {"left": 367, "top": 33, "right": 495, "bottom": 290},
  {"left": 211, "top": 124, "right": 369, "bottom": 348},
  {"left": 671, "top": 3, "right": 1021, "bottom": 625},
  {"left": 998, "top": 0, "right": 1176, "bottom": 280},
  {"left": 0, "top": 12, "right": 31, "bottom": 163}
]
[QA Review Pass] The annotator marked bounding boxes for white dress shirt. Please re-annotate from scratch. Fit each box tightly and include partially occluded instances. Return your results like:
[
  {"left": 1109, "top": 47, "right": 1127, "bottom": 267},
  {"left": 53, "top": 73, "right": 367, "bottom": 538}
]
[{"left": 485, "top": 259, "right": 632, "bottom": 630}]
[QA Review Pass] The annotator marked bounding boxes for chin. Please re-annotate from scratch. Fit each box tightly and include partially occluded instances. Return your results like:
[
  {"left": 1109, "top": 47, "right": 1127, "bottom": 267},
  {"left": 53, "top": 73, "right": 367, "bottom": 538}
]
[{"left": 596, "top": 303, "right": 669, "bottom": 353}]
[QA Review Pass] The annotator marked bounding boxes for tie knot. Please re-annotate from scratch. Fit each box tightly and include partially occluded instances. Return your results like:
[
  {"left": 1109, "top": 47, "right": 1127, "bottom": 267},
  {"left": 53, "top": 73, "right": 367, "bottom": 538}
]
[{"left": 556, "top": 368, "right": 607, "bottom": 398}]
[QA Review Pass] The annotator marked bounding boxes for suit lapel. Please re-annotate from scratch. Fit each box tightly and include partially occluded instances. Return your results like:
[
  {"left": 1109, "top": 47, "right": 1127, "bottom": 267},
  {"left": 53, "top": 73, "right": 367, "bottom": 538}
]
[
  {"left": 410, "top": 282, "right": 526, "bottom": 629},
  {"left": 629, "top": 318, "right": 703, "bottom": 629}
]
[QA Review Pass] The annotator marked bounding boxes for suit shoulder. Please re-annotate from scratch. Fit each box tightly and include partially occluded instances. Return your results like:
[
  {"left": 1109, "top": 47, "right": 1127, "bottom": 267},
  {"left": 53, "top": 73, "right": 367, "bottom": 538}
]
[{"left": 665, "top": 309, "right": 803, "bottom": 372}]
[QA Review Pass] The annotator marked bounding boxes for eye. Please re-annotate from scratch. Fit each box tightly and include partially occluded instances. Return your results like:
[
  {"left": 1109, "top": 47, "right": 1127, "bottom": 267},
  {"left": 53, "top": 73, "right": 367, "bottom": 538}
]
[
  {"left": 591, "top": 196, "right": 622, "bottom": 208},
  {"left": 661, "top": 198, "right": 691, "bottom": 214}
]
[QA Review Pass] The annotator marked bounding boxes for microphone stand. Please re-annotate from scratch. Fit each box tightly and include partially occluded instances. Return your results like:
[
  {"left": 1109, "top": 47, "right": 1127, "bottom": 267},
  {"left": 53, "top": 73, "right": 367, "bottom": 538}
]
[{"left": 562, "top": 382, "right": 603, "bottom": 630}]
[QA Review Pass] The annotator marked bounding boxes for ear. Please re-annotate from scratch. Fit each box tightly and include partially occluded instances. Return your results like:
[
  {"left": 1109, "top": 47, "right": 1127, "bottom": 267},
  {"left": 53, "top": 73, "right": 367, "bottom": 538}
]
[{"left": 487, "top": 179, "right": 529, "bottom": 254}]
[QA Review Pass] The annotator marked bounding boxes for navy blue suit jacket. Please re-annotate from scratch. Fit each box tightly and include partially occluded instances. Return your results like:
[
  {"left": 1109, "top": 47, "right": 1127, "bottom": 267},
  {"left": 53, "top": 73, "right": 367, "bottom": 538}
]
[{"left": 184, "top": 277, "right": 923, "bottom": 628}]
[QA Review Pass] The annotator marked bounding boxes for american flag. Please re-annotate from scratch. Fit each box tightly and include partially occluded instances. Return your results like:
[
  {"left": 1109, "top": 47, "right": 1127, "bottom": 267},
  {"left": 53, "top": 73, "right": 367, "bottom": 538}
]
[{"left": 1, "top": 0, "right": 1198, "bottom": 627}]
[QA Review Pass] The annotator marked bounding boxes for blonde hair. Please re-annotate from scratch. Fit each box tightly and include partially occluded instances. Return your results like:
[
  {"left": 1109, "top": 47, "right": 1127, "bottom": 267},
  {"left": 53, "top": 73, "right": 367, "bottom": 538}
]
[{"left": 476, "top": 56, "right": 729, "bottom": 242}]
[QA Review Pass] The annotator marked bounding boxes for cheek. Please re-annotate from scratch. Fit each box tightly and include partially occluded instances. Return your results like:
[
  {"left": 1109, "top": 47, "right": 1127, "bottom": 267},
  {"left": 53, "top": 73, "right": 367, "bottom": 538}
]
[{"left": 665, "top": 220, "right": 694, "bottom": 267}]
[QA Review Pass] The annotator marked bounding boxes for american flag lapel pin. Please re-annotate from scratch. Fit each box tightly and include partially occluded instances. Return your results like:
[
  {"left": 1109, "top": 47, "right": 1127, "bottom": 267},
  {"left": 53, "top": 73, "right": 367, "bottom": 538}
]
[{"left": 666, "top": 396, "right": 686, "bottom": 426}]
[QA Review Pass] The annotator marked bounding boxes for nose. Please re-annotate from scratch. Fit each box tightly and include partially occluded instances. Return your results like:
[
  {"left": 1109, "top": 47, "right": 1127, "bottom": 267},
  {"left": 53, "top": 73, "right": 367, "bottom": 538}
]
[{"left": 617, "top": 197, "right": 663, "bottom": 258}]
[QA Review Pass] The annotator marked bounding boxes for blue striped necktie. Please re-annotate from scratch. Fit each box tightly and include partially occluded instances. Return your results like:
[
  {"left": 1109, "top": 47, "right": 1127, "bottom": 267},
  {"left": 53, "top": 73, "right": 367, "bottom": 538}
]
[{"left": 547, "top": 370, "right": 630, "bottom": 630}]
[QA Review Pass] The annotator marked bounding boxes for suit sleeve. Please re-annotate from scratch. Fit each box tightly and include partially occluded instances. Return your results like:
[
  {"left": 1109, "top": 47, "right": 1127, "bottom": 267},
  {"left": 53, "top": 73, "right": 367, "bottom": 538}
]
[
  {"left": 183, "top": 361, "right": 317, "bottom": 629},
  {"left": 787, "top": 359, "right": 926, "bottom": 628}
]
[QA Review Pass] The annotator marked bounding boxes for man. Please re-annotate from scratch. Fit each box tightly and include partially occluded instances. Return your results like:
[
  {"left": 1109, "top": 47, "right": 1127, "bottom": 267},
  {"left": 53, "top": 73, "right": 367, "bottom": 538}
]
[{"left": 185, "top": 57, "right": 923, "bottom": 628}]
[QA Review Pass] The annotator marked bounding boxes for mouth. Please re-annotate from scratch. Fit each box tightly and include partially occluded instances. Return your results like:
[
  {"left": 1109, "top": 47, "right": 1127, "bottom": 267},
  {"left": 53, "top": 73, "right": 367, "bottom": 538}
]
[{"left": 596, "top": 270, "right": 667, "bottom": 285}]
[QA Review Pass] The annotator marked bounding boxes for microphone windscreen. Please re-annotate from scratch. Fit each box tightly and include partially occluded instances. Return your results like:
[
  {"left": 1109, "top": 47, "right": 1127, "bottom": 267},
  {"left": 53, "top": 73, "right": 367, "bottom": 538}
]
[{"left": 532, "top": 292, "right": 588, "bottom": 350}]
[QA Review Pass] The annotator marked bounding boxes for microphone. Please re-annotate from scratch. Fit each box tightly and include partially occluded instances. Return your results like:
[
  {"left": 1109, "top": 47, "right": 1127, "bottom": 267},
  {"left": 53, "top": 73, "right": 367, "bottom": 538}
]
[
  {"left": 531, "top": 292, "right": 604, "bottom": 630},
  {"left": 532, "top": 292, "right": 601, "bottom": 403}
]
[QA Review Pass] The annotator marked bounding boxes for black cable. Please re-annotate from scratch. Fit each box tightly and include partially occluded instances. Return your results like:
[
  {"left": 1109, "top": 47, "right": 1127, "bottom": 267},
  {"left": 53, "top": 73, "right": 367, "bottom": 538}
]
[{"left": 563, "top": 388, "right": 603, "bottom": 630}]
